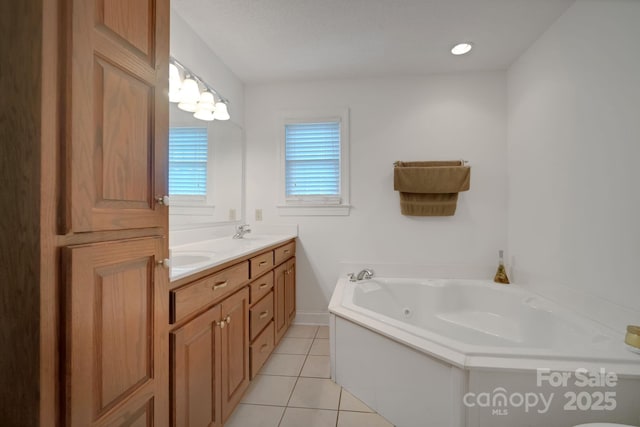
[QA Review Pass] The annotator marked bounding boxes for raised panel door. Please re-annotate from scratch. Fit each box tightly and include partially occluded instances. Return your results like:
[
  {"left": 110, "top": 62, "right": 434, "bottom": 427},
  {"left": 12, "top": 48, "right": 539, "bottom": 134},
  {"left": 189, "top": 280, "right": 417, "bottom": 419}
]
[
  {"left": 170, "top": 305, "right": 222, "bottom": 427},
  {"left": 273, "top": 264, "right": 287, "bottom": 345},
  {"left": 220, "top": 287, "right": 250, "bottom": 423},
  {"left": 285, "top": 258, "right": 296, "bottom": 326},
  {"left": 65, "top": 0, "right": 169, "bottom": 232},
  {"left": 64, "top": 237, "right": 168, "bottom": 427}
]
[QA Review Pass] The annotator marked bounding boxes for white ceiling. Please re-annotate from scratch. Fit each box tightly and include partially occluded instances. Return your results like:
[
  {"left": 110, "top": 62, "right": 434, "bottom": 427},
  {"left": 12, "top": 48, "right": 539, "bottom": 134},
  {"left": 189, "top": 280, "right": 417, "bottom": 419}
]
[{"left": 171, "top": 0, "right": 575, "bottom": 84}]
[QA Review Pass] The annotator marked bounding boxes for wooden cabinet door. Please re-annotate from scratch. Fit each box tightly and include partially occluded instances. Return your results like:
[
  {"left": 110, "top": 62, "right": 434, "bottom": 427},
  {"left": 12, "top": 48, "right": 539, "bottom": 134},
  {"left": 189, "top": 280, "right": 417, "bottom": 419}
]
[
  {"left": 220, "top": 287, "right": 250, "bottom": 423},
  {"left": 285, "top": 258, "right": 296, "bottom": 326},
  {"left": 65, "top": 0, "right": 169, "bottom": 232},
  {"left": 64, "top": 237, "right": 169, "bottom": 427},
  {"left": 171, "top": 305, "right": 222, "bottom": 427},
  {"left": 273, "top": 263, "right": 287, "bottom": 345}
]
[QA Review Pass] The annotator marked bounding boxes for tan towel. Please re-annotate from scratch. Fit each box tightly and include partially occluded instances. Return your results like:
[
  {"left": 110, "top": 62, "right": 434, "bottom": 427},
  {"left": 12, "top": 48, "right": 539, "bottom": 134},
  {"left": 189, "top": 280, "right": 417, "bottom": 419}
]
[
  {"left": 394, "top": 161, "right": 470, "bottom": 193},
  {"left": 393, "top": 161, "right": 470, "bottom": 216}
]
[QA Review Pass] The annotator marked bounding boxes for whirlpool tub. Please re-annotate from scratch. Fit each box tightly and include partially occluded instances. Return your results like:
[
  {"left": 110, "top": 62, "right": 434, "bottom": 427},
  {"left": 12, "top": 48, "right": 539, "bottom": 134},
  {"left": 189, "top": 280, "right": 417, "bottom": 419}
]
[{"left": 328, "top": 276, "right": 640, "bottom": 427}]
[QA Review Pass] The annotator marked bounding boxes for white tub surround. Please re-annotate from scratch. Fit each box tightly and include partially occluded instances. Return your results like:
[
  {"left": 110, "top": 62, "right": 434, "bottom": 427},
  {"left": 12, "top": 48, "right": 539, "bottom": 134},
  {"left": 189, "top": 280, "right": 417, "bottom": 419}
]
[
  {"left": 329, "top": 276, "right": 640, "bottom": 427},
  {"left": 170, "top": 229, "right": 297, "bottom": 282}
]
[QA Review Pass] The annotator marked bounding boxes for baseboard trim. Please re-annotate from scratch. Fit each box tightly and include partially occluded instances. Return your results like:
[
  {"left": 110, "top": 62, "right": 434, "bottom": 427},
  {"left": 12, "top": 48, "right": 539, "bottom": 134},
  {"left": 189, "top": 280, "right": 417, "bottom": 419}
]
[{"left": 293, "top": 311, "right": 330, "bottom": 325}]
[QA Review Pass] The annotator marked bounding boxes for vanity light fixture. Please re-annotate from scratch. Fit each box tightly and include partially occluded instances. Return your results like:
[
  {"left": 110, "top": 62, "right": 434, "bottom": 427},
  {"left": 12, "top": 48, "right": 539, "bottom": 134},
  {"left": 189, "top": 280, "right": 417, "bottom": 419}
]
[
  {"left": 169, "top": 57, "right": 231, "bottom": 121},
  {"left": 451, "top": 42, "right": 473, "bottom": 56}
]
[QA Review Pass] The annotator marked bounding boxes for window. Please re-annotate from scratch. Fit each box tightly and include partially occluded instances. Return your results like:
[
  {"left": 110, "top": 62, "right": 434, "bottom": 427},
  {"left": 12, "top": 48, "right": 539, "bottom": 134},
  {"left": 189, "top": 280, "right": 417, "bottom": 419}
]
[
  {"left": 168, "top": 127, "right": 208, "bottom": 199},
  {"left": 278, "top": 109, "right": 350, "bottom": 216}
]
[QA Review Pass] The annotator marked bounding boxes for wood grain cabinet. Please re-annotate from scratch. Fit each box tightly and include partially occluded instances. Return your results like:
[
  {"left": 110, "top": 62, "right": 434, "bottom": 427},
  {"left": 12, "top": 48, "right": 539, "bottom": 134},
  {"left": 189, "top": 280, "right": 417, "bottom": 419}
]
[
  {"left": 274, "top": 246, "right": 296, "bottom": 345},
  {"left": 5, "top": 0, "right": 170, "bottom": 425},
  {"left": 63, "top": 237, "right": 169, "bottom": 427},
  {"left": 64, "top": 0, "right": 169, "bottom": 233},
  {"left": 285, "top": 257, "right": 296, "bottom": 326},
  {"left": 169, "top": 240, "right": 296, "bottom": 425},
  {"left": 170, "top": 287, "right": 250, "bottom": 427},
  {"left": 171, "top": 305, "right": 222, "bottom": 427}
]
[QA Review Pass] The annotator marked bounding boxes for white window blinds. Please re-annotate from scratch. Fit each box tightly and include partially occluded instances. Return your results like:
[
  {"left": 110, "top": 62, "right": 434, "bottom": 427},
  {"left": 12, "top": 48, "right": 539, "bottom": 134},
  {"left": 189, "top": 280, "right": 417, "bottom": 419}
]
[
  {"left": 285, "top": 121, "right": 341, "bottom": 199},
  {"left": 168, "top": 127, "right": 208, "bottom": 196}
]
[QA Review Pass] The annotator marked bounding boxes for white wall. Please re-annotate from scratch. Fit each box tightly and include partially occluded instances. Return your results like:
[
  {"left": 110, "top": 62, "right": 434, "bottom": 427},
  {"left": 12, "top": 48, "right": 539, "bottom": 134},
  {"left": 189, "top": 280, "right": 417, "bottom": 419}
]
[
  {"left": 507, "top": 0, "right": 640, "bottom": 318},
  {"left": 245, "top": 73, "right": 508, "bottom": 317}
]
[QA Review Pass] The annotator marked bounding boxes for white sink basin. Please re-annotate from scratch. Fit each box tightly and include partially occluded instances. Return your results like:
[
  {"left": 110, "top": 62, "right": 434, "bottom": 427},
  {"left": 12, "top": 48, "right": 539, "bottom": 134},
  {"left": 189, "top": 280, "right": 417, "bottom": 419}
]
[{"left": 171, "top": 252, "right": 216, "bottom": 268}]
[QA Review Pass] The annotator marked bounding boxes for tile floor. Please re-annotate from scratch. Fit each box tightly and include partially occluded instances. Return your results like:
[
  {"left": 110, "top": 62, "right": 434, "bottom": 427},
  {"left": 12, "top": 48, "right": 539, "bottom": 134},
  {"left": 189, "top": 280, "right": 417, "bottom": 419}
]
[{"left": 225, "top": 325, "right": 394, "bottom": 427}]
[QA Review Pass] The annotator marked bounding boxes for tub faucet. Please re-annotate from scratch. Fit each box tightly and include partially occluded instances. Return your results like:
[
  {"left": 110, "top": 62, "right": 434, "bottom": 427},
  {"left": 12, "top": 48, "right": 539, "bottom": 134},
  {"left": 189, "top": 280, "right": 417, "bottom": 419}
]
[
  {"left": 356, "top": 269, "right": 374, "bottom": 280},
  {"left": 232, "top": 224, "right": 251, "bottom": 239}
]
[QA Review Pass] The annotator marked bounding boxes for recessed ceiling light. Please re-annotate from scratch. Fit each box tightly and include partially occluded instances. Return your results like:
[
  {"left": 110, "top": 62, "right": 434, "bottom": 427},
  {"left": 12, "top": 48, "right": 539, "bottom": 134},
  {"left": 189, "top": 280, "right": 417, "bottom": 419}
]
[{"left": 451, "top": 42, "right": 473, "bottom": 56}]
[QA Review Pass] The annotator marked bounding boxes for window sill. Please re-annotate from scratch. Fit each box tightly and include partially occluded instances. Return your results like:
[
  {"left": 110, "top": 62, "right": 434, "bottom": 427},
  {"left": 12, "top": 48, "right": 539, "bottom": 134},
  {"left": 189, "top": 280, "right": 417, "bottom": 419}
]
[
  {"left": 170, "top": 205, "right": 215, "bottom": 216},
  {"left": 277, "top": 204, "right": 351, "bottom": 216}
]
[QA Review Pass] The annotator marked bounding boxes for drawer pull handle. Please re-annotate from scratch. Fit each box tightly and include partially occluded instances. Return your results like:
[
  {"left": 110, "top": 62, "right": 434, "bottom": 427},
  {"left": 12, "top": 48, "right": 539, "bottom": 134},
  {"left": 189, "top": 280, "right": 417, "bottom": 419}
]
[
  {"left": 259, "top": 311, "right": 269, "bottom": 319},
  {"left": 259, "top": 261, "right": 268, "bottom": 267},
  {"left": 260, "top": 344, "right": 269, "bottom": 353},
  {"left": 212, "top": 281, "right": 228, "bottom": 290},
  {"left": 284, "top": 249, "right": 290, "bottom": 254},
  {"left": 259, "top": 283, "right": 269, "bottom": 289}
]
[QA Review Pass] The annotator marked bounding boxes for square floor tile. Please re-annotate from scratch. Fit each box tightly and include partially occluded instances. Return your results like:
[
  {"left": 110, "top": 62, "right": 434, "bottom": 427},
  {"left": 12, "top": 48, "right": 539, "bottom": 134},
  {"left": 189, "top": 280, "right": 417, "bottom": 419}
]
[
  {"left": 300, "top": 355, "right": 330, "bottom": 378},
  {"left": 279, "top": 408, "right": 337, "bottom": 427},
  {"left": 315, "top": 326, "right": 330, "bottom": 338},
  {"left": 260, "top": 353, "right": 306, "bottom": 376},
  {"left": 241, "top": 375, "right": 297, "bottom": 406},
  {"left": 337, "top": 411, "right": 394, "bottom": 427},
  {"left": 224, "top": 404, "right": 285, "bottom": 427},
  {"left": 309, "top": 338, "right": 330, "bottom": 356},
  {"left": 288, "top": 377, "right": 341, "bottom": 410},
  {"left": 285, "top": 324, "right": 318, "bottom": 338},
  {"left": 339, "top": 389, "right": 373, "bottom": 412},
  {"left": 274, "top": 338, "right": 313, "bottom": 355}
]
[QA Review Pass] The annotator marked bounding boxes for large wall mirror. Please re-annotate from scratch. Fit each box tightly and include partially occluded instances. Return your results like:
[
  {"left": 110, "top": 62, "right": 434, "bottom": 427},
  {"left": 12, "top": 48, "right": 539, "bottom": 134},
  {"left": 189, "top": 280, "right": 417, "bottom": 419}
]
[{"left": 168, "top": 102, "right": 244, "bottom": 227}]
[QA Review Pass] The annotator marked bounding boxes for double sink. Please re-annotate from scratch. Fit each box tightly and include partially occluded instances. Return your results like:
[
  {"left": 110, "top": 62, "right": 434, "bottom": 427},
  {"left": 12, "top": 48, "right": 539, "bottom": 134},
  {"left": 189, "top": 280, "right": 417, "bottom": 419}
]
[{"left": 170, "top": 234, "right": 296, "bottom": 282}]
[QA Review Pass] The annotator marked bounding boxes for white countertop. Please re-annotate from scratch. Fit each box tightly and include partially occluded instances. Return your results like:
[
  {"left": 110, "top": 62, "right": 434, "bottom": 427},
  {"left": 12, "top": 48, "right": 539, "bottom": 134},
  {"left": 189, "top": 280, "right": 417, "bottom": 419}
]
[{"left": 170, "top": 234, "right": 297, "bottom": 282}]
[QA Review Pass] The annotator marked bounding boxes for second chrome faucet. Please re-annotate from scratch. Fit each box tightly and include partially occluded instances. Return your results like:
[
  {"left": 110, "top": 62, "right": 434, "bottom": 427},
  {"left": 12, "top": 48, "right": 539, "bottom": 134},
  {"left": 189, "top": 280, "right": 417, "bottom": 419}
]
[{"left": 348, "top": 268, "right": 374, "bottom": 281}]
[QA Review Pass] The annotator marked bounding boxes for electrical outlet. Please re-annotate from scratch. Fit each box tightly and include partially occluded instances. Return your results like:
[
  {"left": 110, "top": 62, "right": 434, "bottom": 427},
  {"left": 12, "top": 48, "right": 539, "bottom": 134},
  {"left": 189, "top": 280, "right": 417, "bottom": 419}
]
[
  {"left": 255, "top": 209, "right": 263, "bottom": 221},
  {"left": 229, "top": 208, "right": 236, "bottom": 221}
]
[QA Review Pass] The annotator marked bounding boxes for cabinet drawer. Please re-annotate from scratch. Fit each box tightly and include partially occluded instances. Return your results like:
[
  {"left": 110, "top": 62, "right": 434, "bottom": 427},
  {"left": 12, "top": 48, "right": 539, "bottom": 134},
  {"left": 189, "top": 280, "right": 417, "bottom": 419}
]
[
  {"left": 249, "top": 251, "right": 274, "bottom": 279},
  {"left": 250, "top": 272, "right": 274, "bottom": 305},
  {"left": 274, "top": 241, "right": 295, "bottom": 266},
  {"left": 171, "top": 262, "right": 249, "bottom": 323},
  {"left": 250, "top": 291, "right": 274, "bottom": 341},
  {"left": 250, "top": 321, "right": 274, "bottom": 379}
]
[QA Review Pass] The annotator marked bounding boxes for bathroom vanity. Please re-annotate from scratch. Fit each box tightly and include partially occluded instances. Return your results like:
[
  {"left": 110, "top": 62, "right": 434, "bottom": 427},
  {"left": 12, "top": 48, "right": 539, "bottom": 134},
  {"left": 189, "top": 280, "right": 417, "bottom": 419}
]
[{"left": 168, "top": 237, "right": 297, "bottom": 426}]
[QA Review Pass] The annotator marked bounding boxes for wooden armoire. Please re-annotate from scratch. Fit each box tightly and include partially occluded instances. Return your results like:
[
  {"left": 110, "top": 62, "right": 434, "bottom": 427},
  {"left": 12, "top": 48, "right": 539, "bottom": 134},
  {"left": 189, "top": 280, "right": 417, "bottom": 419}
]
[{"left": 0, "top": 0, "right": 171, "bottom": 426}]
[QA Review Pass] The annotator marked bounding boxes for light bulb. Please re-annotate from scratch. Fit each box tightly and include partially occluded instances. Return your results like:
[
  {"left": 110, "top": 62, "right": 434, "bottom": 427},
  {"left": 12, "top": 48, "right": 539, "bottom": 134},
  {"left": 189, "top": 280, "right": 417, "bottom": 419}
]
[
  {"left": 197, "top": 91, "right": 216, "bottom": 111},
  {"left": 169, "top": 63, "right": 180, "bottom": 80},
  {"left": 178, "top": 77, "right": 200, "bottom": 112},
  {"left": 213, "top": 102, "right": 230, "bottom": 120},
  {"left": 194, "top": 108, "right": 215, "bottom": 121},
  {"left": 451, "top": 42, "right": 473, "bottom": 55}
]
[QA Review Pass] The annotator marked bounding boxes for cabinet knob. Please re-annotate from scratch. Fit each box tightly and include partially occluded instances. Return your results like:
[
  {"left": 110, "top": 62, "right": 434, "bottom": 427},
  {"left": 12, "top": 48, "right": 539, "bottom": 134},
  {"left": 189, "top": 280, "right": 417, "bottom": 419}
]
[
  {"left": 219, "top": 320, "right": 226, "bottom": 329},
  {"left": 156, "top": 258, "right": 170, "bottom": 268},
  {"left": 155, "top": 195, "right": 170, "bottom": 206},
  {"left": 225, "top": 315, "right": 231, "bottom": 324}
]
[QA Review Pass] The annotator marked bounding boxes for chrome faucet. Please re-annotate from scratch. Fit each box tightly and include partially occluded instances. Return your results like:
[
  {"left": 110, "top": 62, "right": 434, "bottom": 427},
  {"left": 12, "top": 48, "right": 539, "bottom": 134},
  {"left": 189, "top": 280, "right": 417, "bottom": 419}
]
[
  {"left": 356, "top": 268, "right": 374, "bottom": 281},
  {"left": 232, "top": 224, "right": 251, "bottom": 239}
]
